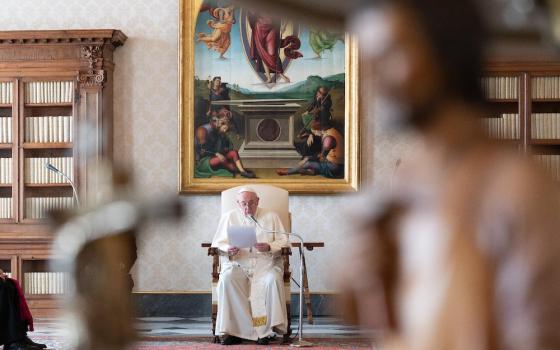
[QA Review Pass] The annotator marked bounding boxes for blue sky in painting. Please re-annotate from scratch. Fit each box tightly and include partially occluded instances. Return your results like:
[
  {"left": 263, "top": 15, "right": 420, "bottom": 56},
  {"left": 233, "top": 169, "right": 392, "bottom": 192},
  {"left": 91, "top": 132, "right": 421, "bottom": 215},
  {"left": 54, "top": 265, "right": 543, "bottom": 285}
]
[{"left": 194, "top": 7, "right": 345, "bottom": 92}]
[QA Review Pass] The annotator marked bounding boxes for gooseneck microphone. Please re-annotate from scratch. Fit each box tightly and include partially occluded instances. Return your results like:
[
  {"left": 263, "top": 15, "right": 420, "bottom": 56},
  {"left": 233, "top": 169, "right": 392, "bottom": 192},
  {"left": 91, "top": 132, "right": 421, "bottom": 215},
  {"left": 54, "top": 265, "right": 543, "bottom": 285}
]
[
  {"left": 44, "top": 162, "right": 81, "bottom": 207},
  {"left": 247, "top": 214, "right": 313, "bottom": 348},
  {"left": 249, "top": 215, "right": 306, "bottom": 245}
]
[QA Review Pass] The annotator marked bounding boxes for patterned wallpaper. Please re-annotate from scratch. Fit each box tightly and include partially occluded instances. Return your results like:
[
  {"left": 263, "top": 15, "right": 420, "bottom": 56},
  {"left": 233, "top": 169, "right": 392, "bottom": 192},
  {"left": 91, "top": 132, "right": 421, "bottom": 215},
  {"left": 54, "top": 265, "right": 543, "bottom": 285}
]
[{"left": 0, "top": 0, "right": 417, "bottom": 292}]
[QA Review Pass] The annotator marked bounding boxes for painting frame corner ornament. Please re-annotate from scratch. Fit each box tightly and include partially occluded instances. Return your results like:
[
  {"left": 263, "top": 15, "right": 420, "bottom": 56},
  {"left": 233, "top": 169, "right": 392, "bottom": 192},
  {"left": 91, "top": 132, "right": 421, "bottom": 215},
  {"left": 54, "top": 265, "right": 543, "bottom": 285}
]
[{"left": 179, "top": 0, "right": 360, "bottom": 194}]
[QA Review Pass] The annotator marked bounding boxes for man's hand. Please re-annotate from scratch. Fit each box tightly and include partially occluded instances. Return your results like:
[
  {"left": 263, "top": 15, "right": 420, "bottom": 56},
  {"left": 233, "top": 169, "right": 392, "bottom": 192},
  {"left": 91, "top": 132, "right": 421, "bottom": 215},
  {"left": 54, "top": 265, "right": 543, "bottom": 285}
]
[
  {"left": 216, "top": 153, "right": 226, "bottom": 162},
  {"left": 307, "top": 134, "right": 314, "bottom": 146},
  {"left": 228, "top": 246, "right": 239, "bottom": 256},
  {"left": 255, "top": 243, "right": 271, "bottom": 252}
]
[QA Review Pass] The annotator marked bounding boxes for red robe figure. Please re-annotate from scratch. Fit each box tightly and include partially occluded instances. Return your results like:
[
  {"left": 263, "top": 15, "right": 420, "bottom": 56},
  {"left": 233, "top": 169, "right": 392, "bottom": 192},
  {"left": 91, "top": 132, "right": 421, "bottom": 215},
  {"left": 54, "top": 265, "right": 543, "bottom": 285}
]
[
  {"left": 0, "top": 269, "right": 46, "bottom": 350},
  {"left": 248, "top": 12, "right": 302, "bottom": 84}
]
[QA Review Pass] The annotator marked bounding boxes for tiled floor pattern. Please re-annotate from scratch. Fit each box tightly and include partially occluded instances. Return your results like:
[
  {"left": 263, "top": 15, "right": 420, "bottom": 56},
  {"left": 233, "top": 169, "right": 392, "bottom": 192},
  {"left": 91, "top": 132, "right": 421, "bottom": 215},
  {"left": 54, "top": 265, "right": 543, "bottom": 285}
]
[{"left": 29, "top": 317, "right": 376, "bottom": 349}]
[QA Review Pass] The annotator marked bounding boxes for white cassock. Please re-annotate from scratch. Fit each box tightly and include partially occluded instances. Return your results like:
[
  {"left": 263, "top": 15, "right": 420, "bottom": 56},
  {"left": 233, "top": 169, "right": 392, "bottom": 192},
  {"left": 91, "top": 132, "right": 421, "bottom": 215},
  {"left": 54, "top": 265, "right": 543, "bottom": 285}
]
[{"left": 211, "top": 207, "right": 289, "bottom": 340}]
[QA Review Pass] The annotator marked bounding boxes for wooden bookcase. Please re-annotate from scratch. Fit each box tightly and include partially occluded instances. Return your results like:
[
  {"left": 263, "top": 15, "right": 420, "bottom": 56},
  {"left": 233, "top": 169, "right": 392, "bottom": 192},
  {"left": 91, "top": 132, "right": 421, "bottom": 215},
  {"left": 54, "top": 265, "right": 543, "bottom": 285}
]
[
  {"left": 0, "top": 30, "right": 126, "bottom": 316},
  {"left": 482, "top": 62, "right": 560, "bottom": 180}
]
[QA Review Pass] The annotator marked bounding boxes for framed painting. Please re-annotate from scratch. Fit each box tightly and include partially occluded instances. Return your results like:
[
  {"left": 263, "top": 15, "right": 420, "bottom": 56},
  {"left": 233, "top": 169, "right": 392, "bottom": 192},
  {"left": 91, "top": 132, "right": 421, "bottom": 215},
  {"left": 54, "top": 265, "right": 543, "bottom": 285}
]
[{"left": 179, "top": 0, "right": 359, "bottom": 193}]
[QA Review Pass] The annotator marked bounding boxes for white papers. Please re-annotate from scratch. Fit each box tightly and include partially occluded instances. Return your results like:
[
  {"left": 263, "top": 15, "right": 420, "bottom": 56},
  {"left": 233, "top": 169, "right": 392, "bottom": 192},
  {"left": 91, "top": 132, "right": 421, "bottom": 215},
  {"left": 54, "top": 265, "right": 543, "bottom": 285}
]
[{"left": 227, "top": 225, "right": 257, "bottom": 248}]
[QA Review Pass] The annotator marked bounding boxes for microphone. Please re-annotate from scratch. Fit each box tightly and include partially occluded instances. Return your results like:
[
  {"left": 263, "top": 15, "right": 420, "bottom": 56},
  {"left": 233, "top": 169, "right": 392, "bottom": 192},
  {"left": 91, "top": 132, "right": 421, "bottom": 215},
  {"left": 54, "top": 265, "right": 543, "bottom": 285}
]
[
  {"left": 248, "top": 215, "right": 305, "bottom": 242},
  {"left": 45, "top": 162, "right": 81, "bottom": 207},
  {"left": 246, "top": 213, "right": 312, "bottom": 347},
  {"left": 46, "top": 163, "right": 60, "bottom": 173},
  {"left": 249, "top": 215, "right": 258, "bottom": 225}
]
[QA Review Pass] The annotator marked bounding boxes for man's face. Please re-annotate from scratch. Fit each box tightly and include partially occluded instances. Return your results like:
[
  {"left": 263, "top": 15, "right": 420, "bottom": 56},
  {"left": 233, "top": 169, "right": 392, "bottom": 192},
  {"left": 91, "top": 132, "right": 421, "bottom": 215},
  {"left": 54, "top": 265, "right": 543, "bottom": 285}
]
[
  {"left": 213, "top": 78, "right": 221, "bottom": 89},
  {"left": 311, "top": 128, "right": 323, "bottom": 137},
  {"left": 236, "top": 191, "right": 259, "bottom": 217},
  {"left": 218, "top": 120, "right": 229, "bottom": 133}
]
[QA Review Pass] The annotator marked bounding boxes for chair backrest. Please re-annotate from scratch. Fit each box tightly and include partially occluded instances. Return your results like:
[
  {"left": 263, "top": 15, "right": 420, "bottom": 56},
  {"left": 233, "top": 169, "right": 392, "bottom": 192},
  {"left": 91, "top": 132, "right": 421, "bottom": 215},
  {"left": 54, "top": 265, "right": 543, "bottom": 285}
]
[{"left": 221, "top": 184, "right": 291, "bottom": 231}]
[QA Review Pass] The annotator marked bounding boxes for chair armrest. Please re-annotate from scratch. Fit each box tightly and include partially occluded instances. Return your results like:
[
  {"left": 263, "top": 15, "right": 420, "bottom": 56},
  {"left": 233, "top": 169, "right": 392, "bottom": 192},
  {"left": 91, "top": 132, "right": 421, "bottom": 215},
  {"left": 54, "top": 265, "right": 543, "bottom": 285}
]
[
  {"left": 208, "top": 247, "right": 219, "bottom": 256},
  {"left": 208, "top": 247, "right": 220, "bottom": 282},
  {"left": 290, "top": 242, "right": 325, "bottom": 251},
  {"left": 281, "top": 246, "right": 292, "bottom": 282}
]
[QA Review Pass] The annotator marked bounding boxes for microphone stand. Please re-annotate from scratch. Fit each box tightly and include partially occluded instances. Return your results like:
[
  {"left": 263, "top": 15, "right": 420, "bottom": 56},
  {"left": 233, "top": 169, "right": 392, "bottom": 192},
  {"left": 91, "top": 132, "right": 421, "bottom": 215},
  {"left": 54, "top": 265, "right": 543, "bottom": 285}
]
[
  {"left": 45, "top": 162, "right": 81, "bottom": 207},
  {"left": 249, "top": 216, "right": 313, "bottom": 347}
]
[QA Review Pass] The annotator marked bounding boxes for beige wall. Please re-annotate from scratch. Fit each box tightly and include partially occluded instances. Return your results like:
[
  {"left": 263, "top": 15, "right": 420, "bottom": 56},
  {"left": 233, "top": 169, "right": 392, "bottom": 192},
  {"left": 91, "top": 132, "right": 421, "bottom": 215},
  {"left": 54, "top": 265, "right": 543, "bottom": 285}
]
[{"left": 0, "top": 0, "right": 416, "bottom": 292}]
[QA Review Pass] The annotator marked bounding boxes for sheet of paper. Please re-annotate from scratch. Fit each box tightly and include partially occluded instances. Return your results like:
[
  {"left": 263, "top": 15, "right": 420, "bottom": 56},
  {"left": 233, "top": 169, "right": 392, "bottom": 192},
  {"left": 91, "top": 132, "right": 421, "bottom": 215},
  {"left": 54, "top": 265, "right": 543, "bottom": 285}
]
[{"left": 227, "top": 225, "right": 257, "bottom": 249}]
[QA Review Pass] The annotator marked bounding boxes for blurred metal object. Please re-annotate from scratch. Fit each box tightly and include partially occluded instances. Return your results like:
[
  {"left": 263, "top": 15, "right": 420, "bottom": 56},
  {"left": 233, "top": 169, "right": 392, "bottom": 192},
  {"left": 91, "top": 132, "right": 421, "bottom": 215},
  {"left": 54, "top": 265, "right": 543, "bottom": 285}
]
[
  {"left": 50, "top": 162, "right": 185, "bottom": 350},
  {"left": 45, "top": 162, "right": 81, "bottom": 207},
  {"left": 546, "top": 0, "right": 560, "bottom": 44}
]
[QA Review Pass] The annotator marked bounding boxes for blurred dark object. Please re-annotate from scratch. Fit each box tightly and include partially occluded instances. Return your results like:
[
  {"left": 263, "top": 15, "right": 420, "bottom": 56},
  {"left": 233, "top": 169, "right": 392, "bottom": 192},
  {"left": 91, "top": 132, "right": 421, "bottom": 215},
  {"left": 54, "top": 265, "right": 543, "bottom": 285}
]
[
  {"left": 327, "top": 0, "right": 560, "bottom": 349},
  {"left": 232, "top": 0, "right": 560, "bottom": 58},
  {"left": 231, "top": 0, "right": 358, "bottom": 29},
  {"left": 51, "top": 164, "right": 185, "bottom": 350}
]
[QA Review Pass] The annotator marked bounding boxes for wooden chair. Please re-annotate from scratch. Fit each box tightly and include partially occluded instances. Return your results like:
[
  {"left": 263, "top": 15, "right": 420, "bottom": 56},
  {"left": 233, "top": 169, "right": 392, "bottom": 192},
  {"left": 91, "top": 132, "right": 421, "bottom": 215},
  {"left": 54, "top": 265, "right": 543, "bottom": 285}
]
[{"left": 208, "top": 184, "right": 293, "bottom": 342}]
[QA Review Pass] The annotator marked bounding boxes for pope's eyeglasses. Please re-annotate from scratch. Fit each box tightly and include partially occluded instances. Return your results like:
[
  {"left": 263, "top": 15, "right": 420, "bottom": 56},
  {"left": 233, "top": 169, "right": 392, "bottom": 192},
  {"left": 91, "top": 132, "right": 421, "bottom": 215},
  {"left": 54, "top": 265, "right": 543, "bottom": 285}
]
[{"left": 237, "top": 200, "right": 257, "bottom": 207}]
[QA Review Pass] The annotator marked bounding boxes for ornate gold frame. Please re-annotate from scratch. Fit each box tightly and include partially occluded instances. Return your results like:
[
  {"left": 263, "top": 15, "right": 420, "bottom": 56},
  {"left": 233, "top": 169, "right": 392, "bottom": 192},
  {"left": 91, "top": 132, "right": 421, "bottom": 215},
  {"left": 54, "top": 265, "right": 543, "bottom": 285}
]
[{"left": 179, "top": 0, "right": 360, "bottom": 194}]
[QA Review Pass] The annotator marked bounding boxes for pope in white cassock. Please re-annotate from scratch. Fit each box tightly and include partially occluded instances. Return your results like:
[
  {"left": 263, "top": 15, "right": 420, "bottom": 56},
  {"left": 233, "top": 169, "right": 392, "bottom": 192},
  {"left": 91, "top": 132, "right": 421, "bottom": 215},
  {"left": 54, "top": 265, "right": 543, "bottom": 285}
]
[{"left": 211, "top": 187, "right": 289, "bottom": 345}]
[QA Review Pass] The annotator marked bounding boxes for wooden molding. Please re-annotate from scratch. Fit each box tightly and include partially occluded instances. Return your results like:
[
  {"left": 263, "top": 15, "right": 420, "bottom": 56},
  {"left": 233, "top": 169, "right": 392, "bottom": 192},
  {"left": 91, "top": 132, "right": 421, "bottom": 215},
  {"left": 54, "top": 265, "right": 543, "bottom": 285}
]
[
  {"left": 0, "top": 30, "right": 127, "bottom": 48},
  {"left": 0, "top": 30, "right": 126, "bottom": 316}
]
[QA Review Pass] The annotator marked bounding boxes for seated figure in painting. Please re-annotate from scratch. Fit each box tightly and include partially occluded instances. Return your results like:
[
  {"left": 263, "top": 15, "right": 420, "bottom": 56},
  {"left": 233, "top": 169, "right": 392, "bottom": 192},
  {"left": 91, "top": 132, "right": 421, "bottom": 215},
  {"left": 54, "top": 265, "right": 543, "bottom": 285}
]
[
  {"left": 195, "top": 117, "right": 256, "bottom": 178},
  {"left": 295, "top": 86, "right": 333, "bottom": 158},
  {"left": 0, "top": 269, "right": 47, "bottom": 350},
  {"left": 206, "top": 76, "right": 240, "bottom": 137},
  {"left": 277, "top": 119, "right": 344, "bottom": 178}
]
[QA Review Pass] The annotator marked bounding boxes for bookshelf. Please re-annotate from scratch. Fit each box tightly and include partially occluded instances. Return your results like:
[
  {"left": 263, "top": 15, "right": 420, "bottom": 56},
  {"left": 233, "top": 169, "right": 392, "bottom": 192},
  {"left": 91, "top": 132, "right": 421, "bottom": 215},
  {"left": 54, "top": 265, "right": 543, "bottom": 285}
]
[
  {"left": 481, "top": 63, "right": 560, "bottom": 182},
  {"left": 0, "top": 30, "right": 126, "bottom": 316}
]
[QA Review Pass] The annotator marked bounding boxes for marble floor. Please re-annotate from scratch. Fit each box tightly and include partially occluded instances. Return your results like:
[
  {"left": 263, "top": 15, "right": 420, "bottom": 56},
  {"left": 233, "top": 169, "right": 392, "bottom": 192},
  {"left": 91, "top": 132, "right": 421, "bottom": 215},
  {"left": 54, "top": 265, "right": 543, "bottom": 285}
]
[
  {"left": 32, "top": 316, "right": 373, "bottom": 339},
  {"left": 29, "top": 317, "right": 378, "bottom": 350}
]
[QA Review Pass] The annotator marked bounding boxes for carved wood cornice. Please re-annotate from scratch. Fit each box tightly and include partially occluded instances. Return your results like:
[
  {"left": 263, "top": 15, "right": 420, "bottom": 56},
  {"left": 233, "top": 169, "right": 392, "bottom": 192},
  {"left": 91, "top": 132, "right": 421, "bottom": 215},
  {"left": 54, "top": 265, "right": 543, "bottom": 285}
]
[
  {"left": 79, "top": 45, "right": 106, "bottom": 87},
  {"left": 0, "top": 30, "right": 127, "bottom": 87},
  {"left": 0, "top": 29, "right": 127, "bottom": 48}
]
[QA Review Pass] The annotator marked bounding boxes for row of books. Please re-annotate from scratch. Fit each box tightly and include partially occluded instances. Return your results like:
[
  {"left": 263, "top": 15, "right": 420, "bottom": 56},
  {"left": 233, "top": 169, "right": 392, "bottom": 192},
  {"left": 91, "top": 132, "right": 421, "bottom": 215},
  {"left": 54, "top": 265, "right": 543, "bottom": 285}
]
[
  {"left": 0, "top": 197, "right": 12, "bottom": 219},
  {"left": 25, "top": 81, "right": 73, "bottom": 104},
  {"left": 25, "top": 157, "right": 73, "bottom": 184},
  {"left": 24, "top": 272, "right": 69, "bottom": 295},
  {"left": 25, "top": 116, "right": 73, "bottom": 143},
  {"left": 480, "top": 114, "right": 520, "bottom": 140},
  {"left": 481, "top": 76, "right": 519, "bottom": 100},
  {"left": 531, "top": 114, "right": 560, "bottom": 139},
  {"left": 0, "top": 117, "right": 12, "bottom": 143},
  {"left": 26, "top": 197, "right": 74, "bottom": 219},
  {"left": 0, "top": 158, "right": 12, "bottom": 184},
  {"left": 0, "top": 82, "right": 13, "bottom": 104},
  {"left": 532, "top": 76, "right": 560, "bottom": 99},
  {"left": 534, "top": 155, "right": 560, "bottom": 181}
]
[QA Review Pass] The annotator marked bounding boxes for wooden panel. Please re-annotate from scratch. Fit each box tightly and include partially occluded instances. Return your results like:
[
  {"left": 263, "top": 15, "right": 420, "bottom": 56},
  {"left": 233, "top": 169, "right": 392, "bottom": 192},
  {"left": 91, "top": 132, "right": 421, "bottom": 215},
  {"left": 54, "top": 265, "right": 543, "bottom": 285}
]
[{"left": 0, "top": 30, "right": 125, "bottom": 314}]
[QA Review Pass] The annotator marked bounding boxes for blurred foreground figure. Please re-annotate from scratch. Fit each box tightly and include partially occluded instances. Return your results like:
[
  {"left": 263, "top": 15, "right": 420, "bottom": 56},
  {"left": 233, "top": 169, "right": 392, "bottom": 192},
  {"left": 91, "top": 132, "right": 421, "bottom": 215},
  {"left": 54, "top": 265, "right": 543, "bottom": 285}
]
[
  {"left": 339, "top": 1, "right": 560, "bottom": 349},
  {"left": 51, "top": 164, "right": 184, "bottom": 350}
]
